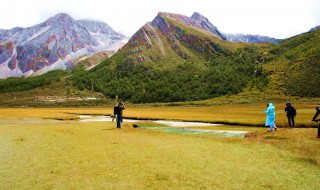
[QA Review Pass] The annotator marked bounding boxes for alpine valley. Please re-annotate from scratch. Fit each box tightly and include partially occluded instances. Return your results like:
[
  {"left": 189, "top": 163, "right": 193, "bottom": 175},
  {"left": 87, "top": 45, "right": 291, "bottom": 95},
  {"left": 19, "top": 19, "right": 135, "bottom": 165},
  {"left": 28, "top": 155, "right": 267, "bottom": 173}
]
[
  {"left": 0, "top": 12, "right": 319, "bottom": 105},
  {"left": 1, "top": 9, "right": 320, "bottom": 190}
]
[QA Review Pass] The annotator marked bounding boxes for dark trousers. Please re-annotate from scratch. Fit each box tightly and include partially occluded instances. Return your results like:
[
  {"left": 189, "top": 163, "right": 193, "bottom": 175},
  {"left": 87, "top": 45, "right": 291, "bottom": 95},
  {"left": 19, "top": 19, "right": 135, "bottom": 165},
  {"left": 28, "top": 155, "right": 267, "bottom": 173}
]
[
  {"left": 287, "top": 116, "right": 295, "bottom": 128},
  {"left": 117, "top": 115, "right": 123, "bottom": 128},
  {"left": 318, "top": 123, "right": 320, "bottom": 137}
]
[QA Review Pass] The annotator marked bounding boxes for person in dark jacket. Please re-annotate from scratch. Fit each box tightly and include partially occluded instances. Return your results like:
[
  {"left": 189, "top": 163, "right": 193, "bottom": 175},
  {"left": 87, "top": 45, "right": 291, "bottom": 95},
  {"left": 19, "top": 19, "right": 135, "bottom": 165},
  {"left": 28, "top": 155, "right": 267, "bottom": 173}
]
[
  {"left": 312, "top": 106, "right": 320, "bottom": 138},
  {"left": 285, "top": 101, "right": 296, "bottom": 128},
  {"left": 116, "top": 101, "right": 125, "bottom": 128}
]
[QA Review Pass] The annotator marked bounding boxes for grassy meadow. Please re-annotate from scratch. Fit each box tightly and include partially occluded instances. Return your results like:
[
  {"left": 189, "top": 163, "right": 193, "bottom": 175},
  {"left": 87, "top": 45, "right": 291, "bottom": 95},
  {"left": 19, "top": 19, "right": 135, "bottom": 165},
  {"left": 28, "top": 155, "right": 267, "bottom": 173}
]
[{"left": 0, "top": 105, "right": 319, "bottom": 189}]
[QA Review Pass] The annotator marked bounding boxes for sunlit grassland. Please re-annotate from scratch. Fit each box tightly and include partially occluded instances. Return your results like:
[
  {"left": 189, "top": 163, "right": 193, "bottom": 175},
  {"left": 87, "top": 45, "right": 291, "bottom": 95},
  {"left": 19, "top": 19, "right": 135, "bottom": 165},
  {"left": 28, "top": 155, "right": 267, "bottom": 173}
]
[
  {"left": 124, "top": 104, "right": 318, "bottom": 127},
  {"left": 0, "top": 116, "right": 319, "bottom": 189},
  {"left": 0, "top": 103, "right": 318, "bottom": 127},
  {"left": 0, "top": 105, "right": 320, "bottom": 189}
]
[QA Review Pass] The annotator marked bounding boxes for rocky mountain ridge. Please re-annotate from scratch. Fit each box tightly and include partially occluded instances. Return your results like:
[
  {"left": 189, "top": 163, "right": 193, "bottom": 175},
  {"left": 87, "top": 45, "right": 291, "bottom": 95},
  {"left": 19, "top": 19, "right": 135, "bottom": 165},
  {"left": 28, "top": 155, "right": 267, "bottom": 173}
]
[
  {"left": 119, "top": 12, "right": 232, "bottom": 67},
  {"left": 223, "top": 33, "right": 281, "bottom": 43},
  {"left": 0, "top": 13, "right": 128, "bottom": 79},
  {"left": 309, "top": 25, "right": 320, "bottom": 32},
  {"left": 120, "top": 11, "right": 281, "bottom": 66}
]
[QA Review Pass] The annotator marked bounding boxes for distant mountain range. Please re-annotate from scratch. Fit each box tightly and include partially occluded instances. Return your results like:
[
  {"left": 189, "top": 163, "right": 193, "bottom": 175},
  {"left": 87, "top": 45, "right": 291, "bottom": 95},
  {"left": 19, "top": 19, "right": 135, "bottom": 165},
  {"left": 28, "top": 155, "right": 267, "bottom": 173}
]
[
  {"left": 0, "top": 13, "right": 128, "bottom": 78},
  {"left": 190, "top": 12, "right": 281, "bottom": 43},
  {"left": 1, "top": 12, "right": 318, "bottom": 79},
  {"left": 223, "top": 33, "right": 281, "bottom": 43},
  {"left": 1, "top": 11, "right": 319, "bottom": 102},
  {"left": 309, "top": 25, "right": 320, "bottom": 32}
]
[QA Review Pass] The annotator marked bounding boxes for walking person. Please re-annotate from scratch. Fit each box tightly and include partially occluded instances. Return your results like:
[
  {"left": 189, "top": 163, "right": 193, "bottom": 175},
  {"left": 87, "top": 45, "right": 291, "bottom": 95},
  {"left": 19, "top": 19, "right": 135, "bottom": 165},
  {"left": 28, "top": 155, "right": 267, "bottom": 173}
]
[
  {"left": 311, "top": 106, "right": 320, "bottom": 138},
  {"left": 285, "top": 101, "right": 297, "bottom": 128},
  {"left": 264, "top": 103, "right": 277, "bottom": 132},
  {"left": 115, "top": 101, "right": 125, "bottom": 128}
]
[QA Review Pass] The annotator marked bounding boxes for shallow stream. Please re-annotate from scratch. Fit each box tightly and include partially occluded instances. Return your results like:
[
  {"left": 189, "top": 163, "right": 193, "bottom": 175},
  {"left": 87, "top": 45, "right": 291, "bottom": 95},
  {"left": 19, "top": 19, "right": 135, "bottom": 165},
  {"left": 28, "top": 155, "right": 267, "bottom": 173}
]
[{"left": 79, "top": 115, "right": 249, "bottom": 138}]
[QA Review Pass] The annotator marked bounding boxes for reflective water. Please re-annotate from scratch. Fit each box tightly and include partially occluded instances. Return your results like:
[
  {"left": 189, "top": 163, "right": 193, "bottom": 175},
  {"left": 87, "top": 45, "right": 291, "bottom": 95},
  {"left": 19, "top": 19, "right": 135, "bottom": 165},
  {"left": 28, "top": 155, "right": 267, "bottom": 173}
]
[
  {"left": 79, "top": 115, "right": 249, "bottom": 138},
  {"left": 143, "top": 127, "right": 248, "bottom": 138}
]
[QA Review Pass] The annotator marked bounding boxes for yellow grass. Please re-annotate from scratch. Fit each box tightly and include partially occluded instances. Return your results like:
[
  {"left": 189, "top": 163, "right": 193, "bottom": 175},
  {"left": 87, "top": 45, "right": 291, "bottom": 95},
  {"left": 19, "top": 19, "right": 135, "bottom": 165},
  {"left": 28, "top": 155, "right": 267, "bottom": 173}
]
[
  {"left": 0, "top": 103, "right": 317, "bottom": 127},
  {"left": 0, "top": 106, "right": 319, "bottom": 189},
  {"left": 128, "top": 104, "right": 318, "bottom": 127}
]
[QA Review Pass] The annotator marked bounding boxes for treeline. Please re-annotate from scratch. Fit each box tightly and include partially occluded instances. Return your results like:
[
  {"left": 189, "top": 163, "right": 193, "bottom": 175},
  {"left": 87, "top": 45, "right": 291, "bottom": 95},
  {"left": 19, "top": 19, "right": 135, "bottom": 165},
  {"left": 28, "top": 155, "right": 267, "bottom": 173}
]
[
  {"left": 72, "top": 46, "right": 268, "bottom": 103},
  {"left": 0, "top": 70, "right": 67, "bottom": 93}
]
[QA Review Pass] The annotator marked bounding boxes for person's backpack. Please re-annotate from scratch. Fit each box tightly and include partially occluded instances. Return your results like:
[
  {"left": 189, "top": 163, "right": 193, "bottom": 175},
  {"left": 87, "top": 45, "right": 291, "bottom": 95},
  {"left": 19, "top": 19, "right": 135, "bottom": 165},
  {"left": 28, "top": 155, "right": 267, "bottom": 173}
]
[
  {"left": 114, "top": 106, "right": 120, "bottom": 115},
  {"left": 292, "top": 106, "right": 297, "bottom": 115}
]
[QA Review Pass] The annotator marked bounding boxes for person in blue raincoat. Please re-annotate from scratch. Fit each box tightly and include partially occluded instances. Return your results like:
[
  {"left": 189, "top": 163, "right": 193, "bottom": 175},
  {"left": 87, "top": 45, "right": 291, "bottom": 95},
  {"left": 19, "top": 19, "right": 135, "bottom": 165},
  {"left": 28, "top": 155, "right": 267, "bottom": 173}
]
[{"left": 264, "top": 103, "right": 278, "bottom": 132}]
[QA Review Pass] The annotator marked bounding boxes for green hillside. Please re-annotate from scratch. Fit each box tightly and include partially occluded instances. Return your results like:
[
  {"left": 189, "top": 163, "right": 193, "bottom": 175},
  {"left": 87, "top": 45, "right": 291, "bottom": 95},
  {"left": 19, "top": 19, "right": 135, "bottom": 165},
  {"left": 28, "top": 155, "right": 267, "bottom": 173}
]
[
  {"left": 264, "top": 29, "right": 320, "bottom": 97},
  {"left": 0, "top": 70, "right": 110, "bottom": 107},
  {"left": 0, "top": 70, "right": 67, "bottom": 93},
  {"left": 71, "top": 13, "right": 268, "bottom": 103}
]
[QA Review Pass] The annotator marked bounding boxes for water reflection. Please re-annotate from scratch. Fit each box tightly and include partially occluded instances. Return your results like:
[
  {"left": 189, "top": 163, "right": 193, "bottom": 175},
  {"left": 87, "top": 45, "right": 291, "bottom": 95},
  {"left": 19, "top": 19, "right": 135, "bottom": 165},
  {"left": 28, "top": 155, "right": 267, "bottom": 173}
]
[{"left": 79, "top": 115, "right": 249, "bottom": 138}]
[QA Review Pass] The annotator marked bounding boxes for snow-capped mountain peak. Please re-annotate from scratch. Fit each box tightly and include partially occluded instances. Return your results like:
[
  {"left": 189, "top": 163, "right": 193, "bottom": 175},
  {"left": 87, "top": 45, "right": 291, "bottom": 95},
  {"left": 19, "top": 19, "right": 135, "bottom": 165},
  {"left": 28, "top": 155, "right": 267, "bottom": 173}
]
[
  {"left": 45, "top": 13, "right": 75, "bottom": 25},
  {"left": 223, "top": 33, "right": 281, "bottom": 43},
  {"left": 0, "top": 13, "right": 128, "bottom": 79}
]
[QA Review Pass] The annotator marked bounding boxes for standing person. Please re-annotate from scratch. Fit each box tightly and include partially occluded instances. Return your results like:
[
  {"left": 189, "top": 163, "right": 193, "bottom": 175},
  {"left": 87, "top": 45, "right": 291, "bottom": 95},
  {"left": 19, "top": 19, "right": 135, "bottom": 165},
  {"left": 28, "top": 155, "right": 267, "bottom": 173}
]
[
  {"left": 285, "top": 101, "right": 297, "bottom": 128},
  {"left": 311, "top": 106, "right": 320, "bottom": 138},
  {"left": 264, "top": 103, "right": 277, "bottom": 132},
  {"left": 116, "top": 101, "right": 125, "bottom": 128}
]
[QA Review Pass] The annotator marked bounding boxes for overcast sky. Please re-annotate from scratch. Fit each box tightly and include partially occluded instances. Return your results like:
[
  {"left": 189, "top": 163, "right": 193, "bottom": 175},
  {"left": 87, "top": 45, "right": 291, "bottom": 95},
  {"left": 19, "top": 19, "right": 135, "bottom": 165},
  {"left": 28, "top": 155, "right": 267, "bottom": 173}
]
[{"left": 1, "top": 0, "right": 319, "bottom": 39}]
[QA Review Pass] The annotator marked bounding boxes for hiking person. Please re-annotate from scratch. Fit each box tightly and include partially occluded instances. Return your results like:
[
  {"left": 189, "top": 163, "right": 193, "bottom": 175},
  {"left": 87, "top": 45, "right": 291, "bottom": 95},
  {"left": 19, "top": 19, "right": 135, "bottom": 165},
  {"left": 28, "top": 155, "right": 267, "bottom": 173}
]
[
  {"left": 285, "top": 101, "right": 297, "bottom": 128},
  {"left": 264, "top": 103, "right": 277, "bottom": 132},
  {"left": 115, "top": 101, "right": 125, "bottom": 128},
  {"left": 311, "top": 106, "right": 320, "bottom": 138}
]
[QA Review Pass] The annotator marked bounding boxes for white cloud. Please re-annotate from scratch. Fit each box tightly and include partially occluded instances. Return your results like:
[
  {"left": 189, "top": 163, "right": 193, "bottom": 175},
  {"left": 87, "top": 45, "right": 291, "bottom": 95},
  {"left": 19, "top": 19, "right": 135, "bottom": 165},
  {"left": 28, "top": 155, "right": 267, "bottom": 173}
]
[{"left": 0, "top": 0, "right": 319, "bottom": 39}]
